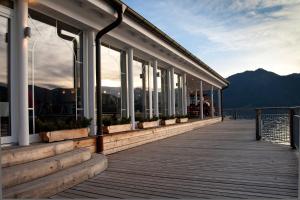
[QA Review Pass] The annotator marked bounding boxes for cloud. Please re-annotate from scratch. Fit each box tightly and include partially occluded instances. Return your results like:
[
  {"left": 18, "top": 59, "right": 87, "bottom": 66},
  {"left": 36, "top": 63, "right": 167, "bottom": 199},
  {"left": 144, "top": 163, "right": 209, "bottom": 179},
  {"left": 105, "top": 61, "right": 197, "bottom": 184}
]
[{"left": 124, "top": 0, "right": 300, "bottom": 76}]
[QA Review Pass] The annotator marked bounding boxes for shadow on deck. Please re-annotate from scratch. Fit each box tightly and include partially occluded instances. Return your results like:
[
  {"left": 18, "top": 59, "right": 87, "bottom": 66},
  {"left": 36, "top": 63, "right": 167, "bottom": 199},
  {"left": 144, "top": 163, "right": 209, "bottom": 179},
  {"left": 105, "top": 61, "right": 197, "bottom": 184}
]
[{"left": 53, "top": 120, "right": 299, "bottom": 199}]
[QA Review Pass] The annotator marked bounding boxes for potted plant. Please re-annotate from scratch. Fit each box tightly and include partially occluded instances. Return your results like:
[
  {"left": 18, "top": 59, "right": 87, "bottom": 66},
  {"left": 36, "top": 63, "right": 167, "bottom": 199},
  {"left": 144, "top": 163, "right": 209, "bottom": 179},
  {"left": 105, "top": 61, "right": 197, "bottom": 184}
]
[
  {"left": 161, "top": 115, "right": 176, "bottom": 125},
  {"left": 137, "top": 116, "right": 160, "bottom": 129},
  {"left": 102, "top": 116, "right": 131, "bottom": 134},
  {"left": 38, "top": 117, "right": 92, "bottom": 142},
  {"left": 176, "top": 115, "right": 189, "bottom": 123}
]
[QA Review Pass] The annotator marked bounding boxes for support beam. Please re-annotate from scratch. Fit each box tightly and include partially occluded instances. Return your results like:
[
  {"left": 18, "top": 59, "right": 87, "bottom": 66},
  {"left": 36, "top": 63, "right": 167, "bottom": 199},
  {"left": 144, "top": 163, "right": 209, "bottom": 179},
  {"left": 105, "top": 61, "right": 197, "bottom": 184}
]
[
  {"left": 167, "top": 69, "right": 172, "bottom": 116},
  {"left": 195, "top": 90, "right": 198, "bottom": 106},
  {"left": 218, "top": 89, "right": 221, "bottom": 117},
  {"left": 127, "top": 48, "right": 135, "bottom": 129},
  {"left": 200, "top": 80, "right": 203, "bottom": 120},
  {"left": 170, "top": 67, "right": 175, "bottom": 116},
  {"left": 211, "top": 85, "right": 214, "bottom": 118},
  {"left": 142, "top": 63, "right": 147, "bottom": 118},
  {"left": 181, "top": 73, "right": 186, "bottom": 115},
  {"left": 87, "top": 30, "right": 96, "bottom": 135},
  {"left": 148, "top": 62, "right": 153, "bottom": 119},
  {"left": 153, "top": 60, "right": 159, "bottom": 117},
  {"left": 16, "top": 0, "right": 29, "bottom": 146}
]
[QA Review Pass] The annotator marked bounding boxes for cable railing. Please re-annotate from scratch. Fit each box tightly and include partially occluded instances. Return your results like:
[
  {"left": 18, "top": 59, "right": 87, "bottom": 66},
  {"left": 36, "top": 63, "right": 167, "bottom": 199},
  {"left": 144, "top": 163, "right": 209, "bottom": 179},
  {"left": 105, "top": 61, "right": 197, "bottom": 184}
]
[
  {"left": 223, "top": 108, "right": 256, "bottom": 119},
  {"left": 255, "top": 106, "right": 300, "bottom": 148}
]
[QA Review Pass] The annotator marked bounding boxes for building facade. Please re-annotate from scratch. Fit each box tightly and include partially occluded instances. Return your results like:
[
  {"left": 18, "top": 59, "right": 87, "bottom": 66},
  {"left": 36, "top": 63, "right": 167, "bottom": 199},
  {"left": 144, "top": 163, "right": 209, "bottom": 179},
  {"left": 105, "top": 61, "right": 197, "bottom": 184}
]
[{"left": 0, "top": 0, "right": 228, "bottom": 146}]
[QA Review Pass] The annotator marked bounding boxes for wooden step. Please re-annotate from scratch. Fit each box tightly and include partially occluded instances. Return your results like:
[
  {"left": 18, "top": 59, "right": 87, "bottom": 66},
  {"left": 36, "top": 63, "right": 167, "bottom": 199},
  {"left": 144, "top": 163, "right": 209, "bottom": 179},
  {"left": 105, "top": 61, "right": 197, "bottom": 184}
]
[
  {"left": 3, "top": 153, "right": 108, "bottom": 199},
  {"left": 2, "top": 141, "right": 74, "bottom": 168},
  {"left": 2, "top": 148, "right": 91, "bottom": 188}
]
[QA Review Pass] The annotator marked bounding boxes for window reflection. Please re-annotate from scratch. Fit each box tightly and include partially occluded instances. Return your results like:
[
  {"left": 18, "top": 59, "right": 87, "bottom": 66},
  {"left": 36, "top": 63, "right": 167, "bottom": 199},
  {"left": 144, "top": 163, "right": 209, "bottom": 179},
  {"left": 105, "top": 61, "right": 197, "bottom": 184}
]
[
  {"left": 101, "top": 45, "right": 122, "bottom": 118},
  {"left": 0, "top": 16, "right": 9, "bottom": 137},
  {"left": 133, "top": 60, "right": 143, "bottom": 119},
  {"left": 28, "top": 12, "right": 82, "bottom": 134},
  {"left": 174, "top": 73, "right": 182, "bottom": 115},
  {"left": 159, "top": 68, "right": 168, "bottom": 116}
]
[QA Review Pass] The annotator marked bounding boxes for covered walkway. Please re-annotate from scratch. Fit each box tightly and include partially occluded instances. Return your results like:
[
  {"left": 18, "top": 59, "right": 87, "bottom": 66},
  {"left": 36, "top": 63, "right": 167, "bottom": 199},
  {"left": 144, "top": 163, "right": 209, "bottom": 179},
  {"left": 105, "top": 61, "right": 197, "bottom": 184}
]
[{"left": 53, "top": 120, "right": 298, "bottom": 199}]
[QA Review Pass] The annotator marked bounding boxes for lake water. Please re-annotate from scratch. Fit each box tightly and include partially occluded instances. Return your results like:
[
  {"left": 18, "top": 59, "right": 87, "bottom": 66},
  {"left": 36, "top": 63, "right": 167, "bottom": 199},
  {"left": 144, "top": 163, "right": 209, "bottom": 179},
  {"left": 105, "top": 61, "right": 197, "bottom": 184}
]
[{"left": 224, "top": 109, "right": 291, "bottom": 145}]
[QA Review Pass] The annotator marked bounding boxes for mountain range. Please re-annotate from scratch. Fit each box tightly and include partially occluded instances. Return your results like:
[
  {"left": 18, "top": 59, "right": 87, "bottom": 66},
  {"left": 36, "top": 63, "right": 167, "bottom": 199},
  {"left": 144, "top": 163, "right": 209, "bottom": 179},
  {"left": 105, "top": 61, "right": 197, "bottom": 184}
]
[{"left": 223, "top": 68, "right": 300, "bottom": 108}]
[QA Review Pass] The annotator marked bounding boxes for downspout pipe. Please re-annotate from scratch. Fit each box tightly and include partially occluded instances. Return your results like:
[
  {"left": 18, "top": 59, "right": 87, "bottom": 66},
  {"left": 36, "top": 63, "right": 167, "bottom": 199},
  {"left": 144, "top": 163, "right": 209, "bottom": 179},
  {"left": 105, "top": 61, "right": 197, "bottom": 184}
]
[{"left": 95, "top": 1, "right": 126, "bottom": 153}]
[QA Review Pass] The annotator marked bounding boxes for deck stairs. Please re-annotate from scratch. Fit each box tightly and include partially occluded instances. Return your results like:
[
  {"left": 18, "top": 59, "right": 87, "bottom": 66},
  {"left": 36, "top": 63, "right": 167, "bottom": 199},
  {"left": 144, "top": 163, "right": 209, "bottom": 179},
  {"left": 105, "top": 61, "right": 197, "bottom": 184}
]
[{"left": 2, "top": 140, "right": 107, "bottom": 198}]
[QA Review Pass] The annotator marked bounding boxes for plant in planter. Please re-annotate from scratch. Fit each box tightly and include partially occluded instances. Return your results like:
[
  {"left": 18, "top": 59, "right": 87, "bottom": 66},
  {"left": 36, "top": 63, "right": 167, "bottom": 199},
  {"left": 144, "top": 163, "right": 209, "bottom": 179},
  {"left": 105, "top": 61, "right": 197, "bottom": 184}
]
[
  {"left": 137, "top": 116, "right": 160, "bottom": 129},
  {"left": 102, "top": 116, "right": 132, "bottom": 134},
  {"left": 176, "top": 115, "right": 189, "bottom": 123},
  {"left": 37, "top": 117, "right": 92, "bottom": 143},
  {"left": 161, "top": 115, "right": 177, "bottom": 126}
]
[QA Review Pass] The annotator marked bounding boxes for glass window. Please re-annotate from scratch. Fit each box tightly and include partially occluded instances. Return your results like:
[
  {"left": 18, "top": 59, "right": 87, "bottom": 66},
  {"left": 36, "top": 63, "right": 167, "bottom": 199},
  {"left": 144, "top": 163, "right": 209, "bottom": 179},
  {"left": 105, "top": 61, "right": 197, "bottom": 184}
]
[
  {"left": 28, "top": 12, "right": 82, "bottom": 134},
  {"left": 101, "top": 45, "right": 122, "bottom": 118},
  {"left": 174, "top": 73, "right": 182, "bottom": 115},
  {"left": 0, "top": 16, "right": 9, "bottom": 137},
  {"left": 133, "top": 60, "right": 143, "bottom": 119},
  {"left": 159, "top": 68, "right": 168, "bottom": 116}
]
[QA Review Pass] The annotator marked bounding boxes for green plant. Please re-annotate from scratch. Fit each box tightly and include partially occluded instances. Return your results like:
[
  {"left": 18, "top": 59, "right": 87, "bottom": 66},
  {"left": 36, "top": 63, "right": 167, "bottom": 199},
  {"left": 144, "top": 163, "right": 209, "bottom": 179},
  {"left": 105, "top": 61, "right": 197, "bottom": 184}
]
[
  {"left": 103, "top": 118, "right": 112, "bottom": 126},
  {"left": 176, "top": 115, "right": 188, "bottom": 119},
  {"left": 161, "top": 115, "right": 175, "bottom": 120},
  {"left": 35, "top": 117, "right": 92, "bottom": 133},
  {"left": 120, "top": 117, "right": 131, "bottom": 124},
  {"left": 103, "top": 116, "right": 131, "bottom": 126},
  {"left": 138, "top": 116, "right": 159, "bottom": 123}
]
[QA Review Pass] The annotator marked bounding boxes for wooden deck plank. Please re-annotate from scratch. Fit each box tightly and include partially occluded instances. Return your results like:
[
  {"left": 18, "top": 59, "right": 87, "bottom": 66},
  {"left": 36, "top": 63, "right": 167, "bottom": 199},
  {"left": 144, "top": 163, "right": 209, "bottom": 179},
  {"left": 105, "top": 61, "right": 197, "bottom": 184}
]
[{"left": 54, "top": 120, "right": 298, "bottom": 199}]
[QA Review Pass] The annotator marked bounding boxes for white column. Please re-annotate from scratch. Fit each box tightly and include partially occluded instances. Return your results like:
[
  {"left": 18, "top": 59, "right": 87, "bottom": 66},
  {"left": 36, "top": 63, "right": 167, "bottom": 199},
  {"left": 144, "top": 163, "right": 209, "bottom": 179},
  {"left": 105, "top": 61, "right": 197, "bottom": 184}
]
[
  {"left": 83, "top": 32, "right": 89, "bottom": 118},
  {"left": 16, "top": 0, "right": 29, "bottom": 146},
  {"left": 148, "top": 62, "right": 153, "bottom": 119},
  {"left": 153, "top": 60, "right": 159, "bottom": 117},
  {"left": 218, "top": 88, "right": 222, "bottom": 116},
  {"left": 195, "top": 90, "right": 198, "bottom": 106},
  {"left": 170, "top": 67, "right": 175, "bottom": 116},
  {"left": 182, "top": 73, "right": 187, "bottom": 115},
  {"left": 211, "top": 85, "right": 214, "bottom": 117},
  {"left": 200, "top": 80, "right": 204, "bottom": 119},
  {"left": 127, "top": 48, "right": 135, "bottom": 129},
  {"left": 167, "top": 69, "right": 172, "bottom": 116},
  {"left": 87, "top": 31, "right": 96, "bottom": 135}
]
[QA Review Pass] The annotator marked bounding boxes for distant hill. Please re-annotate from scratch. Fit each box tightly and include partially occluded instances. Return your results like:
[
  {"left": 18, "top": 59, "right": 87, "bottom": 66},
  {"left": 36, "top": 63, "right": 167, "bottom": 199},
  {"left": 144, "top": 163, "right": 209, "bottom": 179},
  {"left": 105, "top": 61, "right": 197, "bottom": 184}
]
[{"left": 223, "top": 68, "right": 300, "bottom": 108}]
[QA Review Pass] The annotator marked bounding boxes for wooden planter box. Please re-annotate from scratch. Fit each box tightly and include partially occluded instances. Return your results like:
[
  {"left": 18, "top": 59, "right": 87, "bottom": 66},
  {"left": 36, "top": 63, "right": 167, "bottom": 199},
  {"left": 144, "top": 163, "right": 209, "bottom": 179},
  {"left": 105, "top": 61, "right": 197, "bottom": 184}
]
[
  {"left": 103, "top": 124, "right": 132, "bottom": 134},
  {"left": 176, "top": 118, "right": 189, "bottom": 123},
  {"left": 161, "top": 119, "right": 176, "bottom": 126},
  {"left": 39, "top": 128, "right": 89, "bottom": 143},
  {"left": 137, "top": 120, "right": 160, "bottom": 129}
]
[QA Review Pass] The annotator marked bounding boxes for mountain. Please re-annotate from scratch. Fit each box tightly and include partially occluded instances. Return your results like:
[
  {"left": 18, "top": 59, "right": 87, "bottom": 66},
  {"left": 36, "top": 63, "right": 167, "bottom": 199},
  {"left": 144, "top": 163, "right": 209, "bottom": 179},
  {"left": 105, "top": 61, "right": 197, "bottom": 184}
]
[{"left": 223, "top": 68, "right": 300, "bottom": 108}]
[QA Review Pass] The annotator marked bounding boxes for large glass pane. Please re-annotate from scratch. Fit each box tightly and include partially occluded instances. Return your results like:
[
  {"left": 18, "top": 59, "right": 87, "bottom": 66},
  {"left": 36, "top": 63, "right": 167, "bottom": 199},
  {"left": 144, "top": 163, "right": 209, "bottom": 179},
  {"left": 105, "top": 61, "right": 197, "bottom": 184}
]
[
  {"left": 174, "top": 74, "right": 182, "bottom": 115},
  {"left": 101, "top": 45, "right": 121, "bottom": 119},
  {"left": 148, "top": 65, "right": 153, "bottom": 117},
  {"left": 159, "top": 68, "right": 168, "bottom": 116},
  {"left": 0, "top": 16, "right": 9, "bottom": 137},
  {"left": 133, "top": 60, "right": 143, "bottom": 119},
  {"left": 28, "top": 13, "right": 82, "bottom": 134}
]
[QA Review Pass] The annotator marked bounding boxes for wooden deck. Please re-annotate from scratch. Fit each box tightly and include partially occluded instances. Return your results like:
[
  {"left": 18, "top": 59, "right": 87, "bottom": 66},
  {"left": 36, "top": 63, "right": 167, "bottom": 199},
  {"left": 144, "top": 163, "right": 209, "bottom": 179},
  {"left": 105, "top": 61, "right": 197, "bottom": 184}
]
[{"left": 52, "top": 120, "right": 299, "bottom": 199}]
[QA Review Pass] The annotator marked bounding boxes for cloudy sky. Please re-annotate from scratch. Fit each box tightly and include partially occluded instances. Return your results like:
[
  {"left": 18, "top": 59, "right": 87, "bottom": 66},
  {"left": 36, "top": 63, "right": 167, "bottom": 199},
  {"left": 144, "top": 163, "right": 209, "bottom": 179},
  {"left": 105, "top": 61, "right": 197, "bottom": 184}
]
[{"left": 123, "top": 0, "right": 300, "bottom": 77}]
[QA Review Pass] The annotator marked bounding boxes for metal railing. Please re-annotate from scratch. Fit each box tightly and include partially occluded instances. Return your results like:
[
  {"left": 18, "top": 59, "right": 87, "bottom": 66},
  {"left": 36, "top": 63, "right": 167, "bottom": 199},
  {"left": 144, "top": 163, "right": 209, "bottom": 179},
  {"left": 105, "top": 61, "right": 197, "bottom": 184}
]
[
  {"left": 255, "top": 106, "right": 300, "bottom": 148},
  {"left": 223, "top": 108, "right": 256, "bottom": 119}
]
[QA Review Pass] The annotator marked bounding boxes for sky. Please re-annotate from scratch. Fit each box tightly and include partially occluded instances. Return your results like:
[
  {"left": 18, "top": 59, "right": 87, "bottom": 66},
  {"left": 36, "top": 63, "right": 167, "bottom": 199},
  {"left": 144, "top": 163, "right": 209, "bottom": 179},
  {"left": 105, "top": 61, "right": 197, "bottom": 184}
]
[{"left": 123, "top": 0, "right": 300, "bottom": 77}]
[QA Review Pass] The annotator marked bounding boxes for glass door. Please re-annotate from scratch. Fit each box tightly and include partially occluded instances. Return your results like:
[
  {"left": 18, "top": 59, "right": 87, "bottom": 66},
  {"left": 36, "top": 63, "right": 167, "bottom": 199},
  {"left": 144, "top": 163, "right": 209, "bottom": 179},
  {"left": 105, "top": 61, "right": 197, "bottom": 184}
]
[{"left": 0, "top": 13, "right": 12, "bottom": 144}]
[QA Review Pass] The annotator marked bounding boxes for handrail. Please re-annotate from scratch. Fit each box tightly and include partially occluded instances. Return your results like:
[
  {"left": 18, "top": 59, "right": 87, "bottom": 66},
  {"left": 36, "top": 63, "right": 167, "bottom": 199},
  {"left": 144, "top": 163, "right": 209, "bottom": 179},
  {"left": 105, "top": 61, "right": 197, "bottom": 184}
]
[{"left": 255, "top": 106, "right": 300, "bottom": 149}]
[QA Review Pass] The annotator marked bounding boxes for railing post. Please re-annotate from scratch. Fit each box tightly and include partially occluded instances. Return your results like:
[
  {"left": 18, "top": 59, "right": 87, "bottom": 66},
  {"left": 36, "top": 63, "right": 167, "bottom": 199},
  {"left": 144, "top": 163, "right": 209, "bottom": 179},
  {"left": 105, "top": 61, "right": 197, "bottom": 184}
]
[
  {"left": 256, "top": 109, "right": 262, "bottom": 140},
  {"left": 289, "top": 108, "right": 295, "bottom": 149}
]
